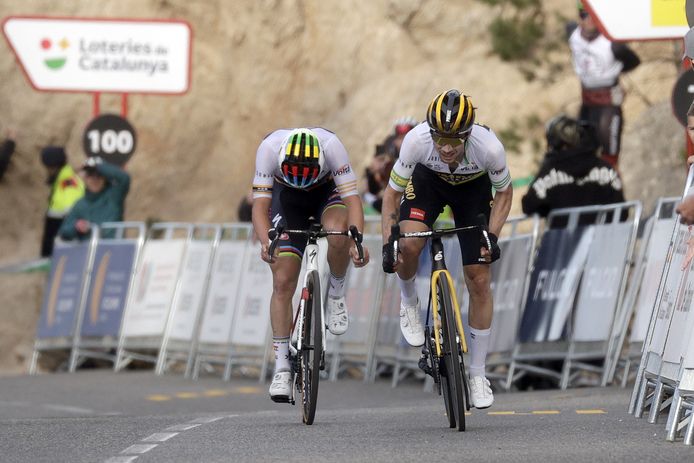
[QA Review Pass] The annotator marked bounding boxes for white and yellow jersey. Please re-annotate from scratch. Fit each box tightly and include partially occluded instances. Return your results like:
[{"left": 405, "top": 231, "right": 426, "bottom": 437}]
[
  {"left": 252, "top": 127, "right": 358, "bottom": 200},
  {"left": 389, "top": 122, "right": 511, "bottom": 192}
]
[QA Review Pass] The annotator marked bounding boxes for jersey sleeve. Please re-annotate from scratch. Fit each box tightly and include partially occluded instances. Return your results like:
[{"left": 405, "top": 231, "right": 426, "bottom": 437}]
[
  {"left": 252, "top": 138, "right": 277, "bottom": 199},
  {"left": 387, "top": 132, "right": 419, "bottom": 192},
  {"left": 484, "top": 135, "right": 512, "bottom": 192},
  {"left": 323, "top": 134, "right": 358, "bottom": 198}
]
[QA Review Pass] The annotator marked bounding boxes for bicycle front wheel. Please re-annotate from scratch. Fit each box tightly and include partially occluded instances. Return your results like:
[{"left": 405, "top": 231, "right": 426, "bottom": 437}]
[
  {"left": 301, "top": 270, "right": 323, "bottom": 425},
  {"left": 438, "top": 276, "right": 466, "bottom": 432}
]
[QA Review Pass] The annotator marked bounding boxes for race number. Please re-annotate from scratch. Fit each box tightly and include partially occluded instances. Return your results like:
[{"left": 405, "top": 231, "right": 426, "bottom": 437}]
[{"left": 82, "top": 114, "right": 137, "bottom": 165}]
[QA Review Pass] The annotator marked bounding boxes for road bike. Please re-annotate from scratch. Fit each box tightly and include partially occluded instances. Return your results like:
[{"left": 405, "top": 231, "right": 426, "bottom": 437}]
[
  {"left": 387, "top": 217, "right": 491, "bottom": 431},
  {"left": 268, "top": 222, "right": 364, "bottom": 425}
]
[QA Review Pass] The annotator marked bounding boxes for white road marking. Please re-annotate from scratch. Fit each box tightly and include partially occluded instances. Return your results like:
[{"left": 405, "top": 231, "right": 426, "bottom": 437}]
[
  {"left": 104, "top": 457, "right": 138, "bottom": 463},
  {"left": 43, "top": 404, "right": 96, "bottom": 414},
  {"left": 165, "top": 423, "right": 201, "bottom": 432},
  {"left": 142, "top": 432, "right": 179, "bottom": 442},
  {"left": 189, "top": 415, "right": 226, "bottom": 423},
  {"left": 104, "top": 415, "right": 234, "bottom": 462},
  {"left": 121, "top": 444, "right": 158, "bottom": 454}
]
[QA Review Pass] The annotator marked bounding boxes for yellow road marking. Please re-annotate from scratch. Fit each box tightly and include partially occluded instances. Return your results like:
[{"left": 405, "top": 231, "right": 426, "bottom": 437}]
[
  {"left": 203, "top": 389, "right": 229, "bottom": 397},
  {"left": 531, "top": 410, "right": 560, "bottom": 415},
  {"left": 488, "top": 411, "right": 516, "bottom": 415},
  {"left": 576, "top": 409, "right": 607, "bottom": 414},
  {"left": 233, "top": 386, "right": 261, "bottom": 394},
  {"left": 146, "top": 394, "right": 172, "bottom": 402},
  {"left": 175, "top": 392, "right": 200, "bottom": 399}
]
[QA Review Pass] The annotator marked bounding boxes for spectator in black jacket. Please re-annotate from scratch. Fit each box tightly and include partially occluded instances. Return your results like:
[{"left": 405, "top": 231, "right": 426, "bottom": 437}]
[
  {"left": 522, "top": 115, "right": 625, "bottom": 226},
  {"left": 0, "top": 128, "right": 16, "bottom": 181}
]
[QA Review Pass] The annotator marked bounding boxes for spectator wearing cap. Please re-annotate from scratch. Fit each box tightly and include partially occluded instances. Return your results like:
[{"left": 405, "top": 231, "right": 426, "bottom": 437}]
[
  {"left": 383, "top": 116, "right": 418, "bottom": 158},
  {"left": 522, "top": 115, "right": 625, "bottom": 227},
  {"left": 0, "top": 128, "right": 17, "bottom": 182},
  {"left": 40, "top": 146, "right": 84, "bottom": 257},
  {"left": 568, "top": 1, "right": 640, "bottom": 168},
  {"left": 59, "top": 156, "right": 130, "bottom": 241}
]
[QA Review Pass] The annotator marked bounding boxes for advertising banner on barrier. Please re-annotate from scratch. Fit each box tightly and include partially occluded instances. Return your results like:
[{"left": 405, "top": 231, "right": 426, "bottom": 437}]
[
  {"left": 36, "top": 243, "right": 89, "bottom": 338},
  {"left": 460, "top": 237, "right": 533, "bottom": 352},
  {"left": 519, "top": 226, "right": 593, "bottom": 343},
  {"left": 80, "top": 242, "right": 136, "bottom": 337},
  {"left": 197, "top": 241, "right": 247, "bottom": 345},
  {"left": 573, "top": 222, "right": 633, "bottom": 342},
  {"left": 231, "top": 243, "right": 272, "bottom": 346},
  {"left": 341, "top": 236, "right": 382, "bottom": 344},
  {"left": 662, "top": 229, "right": 694, "bottom": 364},
  {"left": 649, "top": 227, "right": 691, "bottom": 355},
  {"left": 121, "top": 240, "right": 186, "bottom": 337},
  {"left": 168, "top": 241, "right": 214, "bottom": 342},
  {"left": 630, "top": 218, "right": 676, "bottom": 343}
]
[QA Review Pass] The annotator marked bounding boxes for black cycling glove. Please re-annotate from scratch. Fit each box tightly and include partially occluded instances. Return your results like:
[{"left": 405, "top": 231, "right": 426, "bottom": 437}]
[
  {"left": 480, "top": 232, "right": 501, "bottom": 263},
  {"left": 382, "top": 243, "right": 396, "bottom": 273}
]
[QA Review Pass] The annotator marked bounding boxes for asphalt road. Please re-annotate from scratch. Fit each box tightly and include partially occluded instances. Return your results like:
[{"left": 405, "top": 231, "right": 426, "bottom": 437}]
[{"left": 0, "top": 371, "right": 691, "bottom": 462}]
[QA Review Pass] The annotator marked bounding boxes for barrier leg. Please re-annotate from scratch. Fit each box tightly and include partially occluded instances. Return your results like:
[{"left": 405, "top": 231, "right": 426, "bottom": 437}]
[
  {"left": 648, "top": 380, "right": 665, "bottom": 424},
  {"left": 634, "top": 376, "right": 652, "bottom": 419},
  {"left": 666, "top": 390, "right": 683, "bottom": 442},
  {"left": 391, "top": 358, "right": 401, "bottom": 388},
  {"left": 29, "top": 347, "right": 39, "bottom": 375},
  {"left": 685, "top": 410, "right": 694, "bottom": 445}
]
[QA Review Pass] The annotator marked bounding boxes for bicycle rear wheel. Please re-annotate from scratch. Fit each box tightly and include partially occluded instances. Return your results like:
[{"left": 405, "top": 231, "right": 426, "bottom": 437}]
[
  {"left": 438, "top": 276, "right": 466, "bottom": 432},
  {"left": 301, "top": 271, "right": 323, "bottom": 425}
]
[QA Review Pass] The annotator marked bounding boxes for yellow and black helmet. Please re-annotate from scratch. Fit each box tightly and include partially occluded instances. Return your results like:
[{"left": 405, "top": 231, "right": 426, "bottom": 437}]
[
  {"left": 426, "top": 89, "right": 475, "bottom": 137},
  {"left": 278, "top": 128, "right": 325, "bottom": 188}
]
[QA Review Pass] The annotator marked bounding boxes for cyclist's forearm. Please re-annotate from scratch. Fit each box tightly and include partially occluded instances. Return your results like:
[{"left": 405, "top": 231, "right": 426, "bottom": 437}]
[
  {"left": 251, "top": 197, "right": 272, "bottom": 243},
  {"left": 381, "top": 186, "right": 402, "bottom": 240},
  {"left": 343, "top": 194, "right": 365, "bottom": 232},
  {"left": 489, "top": 185, "right": 513, "bottom": 236}
]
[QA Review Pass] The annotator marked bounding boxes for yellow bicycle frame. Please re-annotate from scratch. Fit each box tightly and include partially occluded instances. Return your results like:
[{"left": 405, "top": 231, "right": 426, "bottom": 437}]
[{"left": 430, "top": 269, "right": 468, "bottom": 357}]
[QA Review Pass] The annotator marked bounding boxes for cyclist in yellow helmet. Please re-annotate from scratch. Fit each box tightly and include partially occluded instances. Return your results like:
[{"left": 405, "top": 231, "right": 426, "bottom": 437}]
[{"left": 381, "top": 89, "right": 513, "bottom": 409}]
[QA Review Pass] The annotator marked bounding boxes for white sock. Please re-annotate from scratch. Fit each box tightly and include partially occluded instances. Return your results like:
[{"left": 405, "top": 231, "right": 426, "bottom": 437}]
[
  {"left": 398, "top": 275, "right": 418, "bottom": 306},
  {"left": 328, "top": 272, "right": 346, "bottom": 298},
  {"left": 273, "top": 336, "right": 290, "bottom": 373},
  {"left": 468, "top": 327, "right": 491, "bottom": 378}
]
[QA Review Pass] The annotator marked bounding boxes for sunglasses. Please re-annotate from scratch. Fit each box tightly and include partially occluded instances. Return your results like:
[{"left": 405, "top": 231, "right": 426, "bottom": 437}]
[
  {"left": 578, "top": 10, "right": 589, "bottom": 19},
  {"left": 430, "top": 131, "right": 468, "bottom": 146}
]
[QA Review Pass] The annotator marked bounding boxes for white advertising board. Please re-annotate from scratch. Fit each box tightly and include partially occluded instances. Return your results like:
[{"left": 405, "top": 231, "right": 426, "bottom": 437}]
[
  {"left": 168, "top": 241, "right": 214, "bottom": 342},
  {"left": 2, "top": 17, "right": 191, "bottom": 93},
  {"left": 197, "top": 241, "right": 247, "bottom": 345},
  {"left": 121, "top": 239, "right": 185, "bottom": 337},
  {"left": 584, "top": 0, "right": 688, "bottom": 41},
  {"left": 231, "top": 243, "right": 273, "bottom": 346}
]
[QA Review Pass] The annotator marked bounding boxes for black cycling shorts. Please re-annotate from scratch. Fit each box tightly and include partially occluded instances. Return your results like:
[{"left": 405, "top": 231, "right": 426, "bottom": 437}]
[
  {"left": 399, "top": 165, "right": 493, "bottom": 266},
  {"left": 270, "top": 179, "right": 345, "bottom": 259}
]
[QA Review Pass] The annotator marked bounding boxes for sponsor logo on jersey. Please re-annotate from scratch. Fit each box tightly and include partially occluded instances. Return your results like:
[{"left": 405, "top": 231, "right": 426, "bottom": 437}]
[
  {"left": 255, "top": 170, "right": 273, "bottom": 178},
  {"left": 405, "top": 180, "right": 416, "bottom": 200},
  {"left": 332, "top": 164, "right": 352, "bottom": 176},
  {"left": 434, "top": 171, "right": 485, "bottom": 185},
  {"left": 410, "top": 208, "right": 425, "bottom": 220},
  {"left": 490, "top": 168, "right": 507, "bottom": 176}
]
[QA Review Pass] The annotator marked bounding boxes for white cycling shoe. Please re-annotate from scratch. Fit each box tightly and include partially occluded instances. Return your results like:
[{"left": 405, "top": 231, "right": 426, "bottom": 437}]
[
  {"left": 400, "top": 299, "right": 425, "bottom": 347},
  {"left": 326, "top": 296, "right": 349, "bottom": 335},
  {"left": 269, "top": 371, "right": 292, "bottom": 403},
  {"left": 469, "top": 375, "right": 494, "bottom": 409}
]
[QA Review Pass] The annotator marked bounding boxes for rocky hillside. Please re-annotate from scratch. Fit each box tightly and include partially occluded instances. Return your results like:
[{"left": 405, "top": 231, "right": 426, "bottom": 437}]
[{"left": 0, "top": 0, "right": 688, "bottom": 372}]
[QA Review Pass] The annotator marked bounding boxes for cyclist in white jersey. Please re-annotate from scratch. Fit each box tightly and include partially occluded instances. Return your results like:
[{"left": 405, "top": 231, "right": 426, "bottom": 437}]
[
  {"left": 381, "top": 89, "right": 513, "bottom": 409},
  {"left": 251, "top": 127, "right": 370, "bottom": 402}
]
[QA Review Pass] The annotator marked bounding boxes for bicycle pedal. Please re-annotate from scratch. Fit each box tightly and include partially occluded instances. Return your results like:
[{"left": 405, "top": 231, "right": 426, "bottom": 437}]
[
  {"left": 418, "top": 356, "right": 433, "bottom": 377},
  {"left": 270, "top": 395, "right": 291, "bottom": 404}
]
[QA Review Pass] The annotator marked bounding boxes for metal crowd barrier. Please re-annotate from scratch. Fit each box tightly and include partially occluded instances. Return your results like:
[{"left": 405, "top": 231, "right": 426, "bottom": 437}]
[
  {"left": 115, "top": 223, "right": 193, "bottom": 371},
  {"left": 604, "top": 198, "right": 679, "bottom": 386},
  {"left": 508, "top": 201, "right": 641, "bottom": 390},
  {"left": 629, "top": 167, "right": 694, "bottom": 445},
  {"left": 70, "top": 222, "right": 146, "bottom": 371},
  {"left": 30, "top": 230, "right": 98, "bottom": 374}
]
